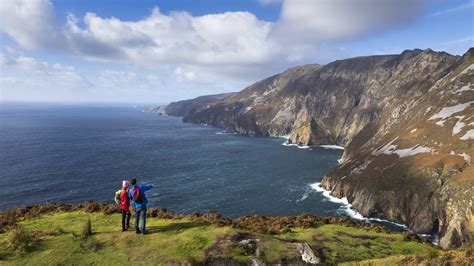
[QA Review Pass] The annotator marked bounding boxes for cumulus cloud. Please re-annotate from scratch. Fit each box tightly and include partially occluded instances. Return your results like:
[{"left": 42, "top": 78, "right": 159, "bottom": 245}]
[
  {"left": 274, "top": 0, "right": 425, "bottom": 41},
  {"left": 0, "top": 0, "right": 426, "bottom": 67},
  {"left": 0, "top": 0, "right": 429, "bottom": 102},
  {"left": 0, "top": 0, "right": 63, "bottom": 50}
]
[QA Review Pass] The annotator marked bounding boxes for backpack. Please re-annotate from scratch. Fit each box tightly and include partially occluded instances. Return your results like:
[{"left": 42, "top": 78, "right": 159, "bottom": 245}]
[
  {"left": 132, "top": 186, "right": 144, "bottom": 204},
  {"left": 114, "top": 189, "right": 121, "bottom": 205}
]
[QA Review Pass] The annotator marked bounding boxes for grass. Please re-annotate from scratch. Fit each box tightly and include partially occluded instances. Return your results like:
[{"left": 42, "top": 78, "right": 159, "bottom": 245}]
[
  {"left": 0, "top": 211, "right": 433, "bottom": 265},
  {"left": 339, "top": 255, "right": 407, "bottom": 265},
  {"left": 6, "top": 227, "right": 39, "bottom": 253},
  {"left": 0, "top": 211, "right": 232, "bottom": 265},
  {"left": 278, "top": 224, "right": 428, "bottom": 263}
]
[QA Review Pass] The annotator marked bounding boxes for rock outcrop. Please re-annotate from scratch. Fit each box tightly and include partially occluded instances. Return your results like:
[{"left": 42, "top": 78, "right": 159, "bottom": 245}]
[{"left": 157, "top": 48, "right": 474, "bottom": 248}]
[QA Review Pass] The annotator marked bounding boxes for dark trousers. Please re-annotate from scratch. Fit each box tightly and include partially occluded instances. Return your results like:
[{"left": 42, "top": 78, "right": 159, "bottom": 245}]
[
  {"left": 134, "top": 206, "right": 147, "bottom": 233},
  {"left": 121, "top": 209, "right": 131, "bottom": 230}
]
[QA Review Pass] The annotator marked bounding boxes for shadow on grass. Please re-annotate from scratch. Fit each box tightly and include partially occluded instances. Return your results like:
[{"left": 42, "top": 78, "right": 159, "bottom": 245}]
[{"left": 145, "top": 221, "right": 209, "bottom": 235}]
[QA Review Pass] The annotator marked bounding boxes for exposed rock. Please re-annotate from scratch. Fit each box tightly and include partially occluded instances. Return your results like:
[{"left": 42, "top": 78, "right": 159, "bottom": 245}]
[
  {"left": 296, "top": 242, "right": 320, "bottom": 264},
  {"left": 159, "top": 48, "right": 474, "bottom": 248}
]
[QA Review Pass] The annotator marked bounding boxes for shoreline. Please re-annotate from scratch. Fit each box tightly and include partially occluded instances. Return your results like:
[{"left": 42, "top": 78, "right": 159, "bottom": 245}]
[
  {"left": 148, "top": 111, "right": 439, "bottom": 244},
  {"left": 310, "top": 182, "right": 439, "bottom": 245}
]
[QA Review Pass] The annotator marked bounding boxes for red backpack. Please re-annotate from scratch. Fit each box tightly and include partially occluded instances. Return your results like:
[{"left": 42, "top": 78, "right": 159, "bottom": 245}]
[{"left": 132, "top": 186, "right": 144, "bottom": 204}]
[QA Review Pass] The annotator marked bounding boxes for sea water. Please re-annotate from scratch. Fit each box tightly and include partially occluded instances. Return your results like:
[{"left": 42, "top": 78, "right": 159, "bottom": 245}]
[{"left": 0, "top": 102, "right": 353, "bottom": 219}]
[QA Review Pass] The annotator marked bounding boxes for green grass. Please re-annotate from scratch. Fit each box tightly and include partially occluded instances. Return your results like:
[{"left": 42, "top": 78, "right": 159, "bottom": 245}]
[
  {"left": 0, "top": 211, "right": 232, "bottom": 265},
  {"left": 257, "top": 237, "right": 295, "bottom": 262},
  {"left": 339, "top": 255, "right": 407, "bottom": 265},
  {"left": 278, "top": 224, "right": 428, "bottom": 263},
  {"left": 0, "top": 211, "right": 432, "bottom": 265}
]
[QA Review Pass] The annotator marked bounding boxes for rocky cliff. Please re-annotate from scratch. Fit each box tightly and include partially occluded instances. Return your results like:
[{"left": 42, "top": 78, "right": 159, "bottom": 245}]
[{"left": 158, "top": 48, "right": 474, "bottom": 248}]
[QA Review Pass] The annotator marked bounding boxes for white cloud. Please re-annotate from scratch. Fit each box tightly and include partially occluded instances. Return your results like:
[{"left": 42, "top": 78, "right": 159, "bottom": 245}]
[
  {"left": 0, "top": 52, "right": 238, "bottom": 103},
  {"left": 0, "top": 0, "right": 426, "bottom": 67},
  {"left": 0, "top": 0, "right": 64, "bottom": 50},
  {"left": 274, "top": 0, "right": 425, "bottom": 41},
  {"left": 0, "top": 53, "right": 92, "bottom": 102},
  {"left": 0, "top": 0, "right": 429, "bottom": 102}
]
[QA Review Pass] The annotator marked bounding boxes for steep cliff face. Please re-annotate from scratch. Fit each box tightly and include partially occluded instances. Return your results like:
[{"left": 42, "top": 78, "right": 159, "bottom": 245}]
[
  {"left": 321, "top": 49, "right": 474, "bottom": 248},
  {"left": 160, "top": 48, "right": 474, "bottom": 248}
]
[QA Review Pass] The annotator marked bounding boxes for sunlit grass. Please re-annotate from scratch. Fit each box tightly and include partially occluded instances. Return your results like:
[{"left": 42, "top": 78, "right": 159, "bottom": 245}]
[{"left": 0, "top": 211, "right": 431, "bottom": 265}]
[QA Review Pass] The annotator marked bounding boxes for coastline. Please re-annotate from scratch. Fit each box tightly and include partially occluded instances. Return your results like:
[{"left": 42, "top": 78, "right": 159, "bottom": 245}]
[
  {"left": 309, "top": 182, "right": 440, "bottom": 245},
  {"left": 153, "top": 111, "right": 439, "bottom": 244}
]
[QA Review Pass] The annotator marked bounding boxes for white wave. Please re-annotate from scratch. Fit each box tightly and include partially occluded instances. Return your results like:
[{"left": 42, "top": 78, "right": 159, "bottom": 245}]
[
  {"left": 296, "top": 191, "right": 309, "bottom": 203},
  {"left": 309, "top": 182, "right": 442, "bottom": 244},
  {"left": 318, "top": 145, "right": 345, "bottom": 150},
  {"left": 281, "top": 142, "right": 312, "bottom": 149},
  {"left": 367, "top": 217, "right": 408, "bottom": 230},
  {"left": 281, "top": 142, "right": 298, "bottom": 147},
  {"left": 418, "top": 234, "right": 439, "bottom": 246},
  {"left": 216, "top": 131, "right": 237, "bottom": 135},
  {"left": 310, "top": 183, "right": 364, "bottom": 220},
  {"left": 310, "top": 182, "right": 405, "bottom": 223},
  {"left": 298, "top": 145, "right": 311, "bottom": 149}
]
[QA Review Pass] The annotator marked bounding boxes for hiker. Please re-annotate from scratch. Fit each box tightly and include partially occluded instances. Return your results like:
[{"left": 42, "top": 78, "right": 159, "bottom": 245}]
[
  {"left": 115, "top": 180, "right": 131, "bottom": 231},
  {"left": 129, "top": 178, "right": 154, "bottom": 234}
]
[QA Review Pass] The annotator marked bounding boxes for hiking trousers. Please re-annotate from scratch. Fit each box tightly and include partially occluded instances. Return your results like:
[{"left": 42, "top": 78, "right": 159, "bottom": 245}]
[
  {"left": 121, "top": 209, "right": 131, "bottom": 230},
  {"left": 134, "top": 206, "right": 147, "bottom": 233}
]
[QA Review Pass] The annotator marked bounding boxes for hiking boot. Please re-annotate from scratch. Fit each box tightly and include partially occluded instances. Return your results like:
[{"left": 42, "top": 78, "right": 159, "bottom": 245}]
[{"left": 135, "top": 230, "right": 142, "bottom": 234}]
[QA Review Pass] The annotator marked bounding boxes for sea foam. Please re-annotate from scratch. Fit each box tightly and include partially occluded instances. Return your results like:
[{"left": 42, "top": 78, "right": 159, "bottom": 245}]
[
  {"left": 310, "top": 182, "right": 365, "bottom": 220},
  {"left": 216, "top": 131, "right": 238, "bottom": 135},
  {"left": 317, "top": 145, "right": 345, "bottom": 150},
  {"left": 309, "top": 183, "right": 439, "bottom": 243},
  {"left": 311, "top": 182, "right": 409, "bottom": 230}
]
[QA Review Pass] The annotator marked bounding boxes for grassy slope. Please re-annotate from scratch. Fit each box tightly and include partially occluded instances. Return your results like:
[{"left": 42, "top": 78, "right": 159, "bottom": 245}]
[{"left": 0, "top": 211, "right": 436, "bottom": 265}]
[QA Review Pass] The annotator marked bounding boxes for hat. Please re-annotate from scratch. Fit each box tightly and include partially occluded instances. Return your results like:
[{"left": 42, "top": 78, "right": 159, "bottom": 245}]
[{"left": 122, "top": 180, "right": 130, "bottom": 189}]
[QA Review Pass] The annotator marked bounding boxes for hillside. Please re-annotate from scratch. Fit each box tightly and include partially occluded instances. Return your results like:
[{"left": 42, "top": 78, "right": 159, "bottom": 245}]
[
  {"left": 157, "top": 48, "right": 474, "bottom": 249},
  {"left": 3, "top": 202, "right": 472, "bottom": 265}
]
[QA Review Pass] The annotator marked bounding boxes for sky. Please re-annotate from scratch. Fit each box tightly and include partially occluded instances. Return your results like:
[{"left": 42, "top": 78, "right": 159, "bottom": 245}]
[{"left": 0, "top": 0, "right": 473, "bottom": 104}]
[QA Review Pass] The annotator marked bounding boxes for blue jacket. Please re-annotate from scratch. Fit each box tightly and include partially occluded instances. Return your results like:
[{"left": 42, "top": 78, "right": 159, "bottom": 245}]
[{"left": 129, "top": 184, "right": 154, "bottom": 209}]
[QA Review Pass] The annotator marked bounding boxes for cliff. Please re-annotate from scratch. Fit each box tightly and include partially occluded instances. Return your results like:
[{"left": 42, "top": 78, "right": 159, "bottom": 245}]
[{"left": 158, "top": 48, "right": 474, "bottom": 249}]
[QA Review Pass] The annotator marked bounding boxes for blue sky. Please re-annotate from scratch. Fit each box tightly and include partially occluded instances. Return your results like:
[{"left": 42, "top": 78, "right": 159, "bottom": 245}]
[{"left": 0, "top": 0, "right": 473, "bottom": 103}]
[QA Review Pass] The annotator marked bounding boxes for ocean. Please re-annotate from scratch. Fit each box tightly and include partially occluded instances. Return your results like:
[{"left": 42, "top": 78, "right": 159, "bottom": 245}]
[{"left": 0, "top": 103, "right": 351, "bottom": 218}]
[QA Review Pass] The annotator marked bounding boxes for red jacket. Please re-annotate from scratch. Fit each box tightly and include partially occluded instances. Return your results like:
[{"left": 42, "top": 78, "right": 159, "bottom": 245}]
[{"left": 119, "top": 189, "right": 130, "bottom": 211}]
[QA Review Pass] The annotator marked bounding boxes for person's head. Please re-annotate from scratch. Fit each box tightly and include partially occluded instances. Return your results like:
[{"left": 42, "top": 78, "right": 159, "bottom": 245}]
[
  {"left": 122, "top": 180, "right": 130, "bottom": 189},
  {"left": 131, "top": 178, "right": 137, "bottom": 186}
]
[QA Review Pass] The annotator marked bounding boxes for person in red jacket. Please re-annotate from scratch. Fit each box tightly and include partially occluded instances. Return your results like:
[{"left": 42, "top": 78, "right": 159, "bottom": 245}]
[{"left": 119, "top": 180, "right": 131, "bottom": 231}]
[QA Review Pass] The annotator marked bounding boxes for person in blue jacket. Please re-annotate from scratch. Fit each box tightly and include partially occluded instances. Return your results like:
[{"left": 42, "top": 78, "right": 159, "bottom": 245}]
[{"left": 129, "top": 178, "right": 154, "bottom": 234}]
